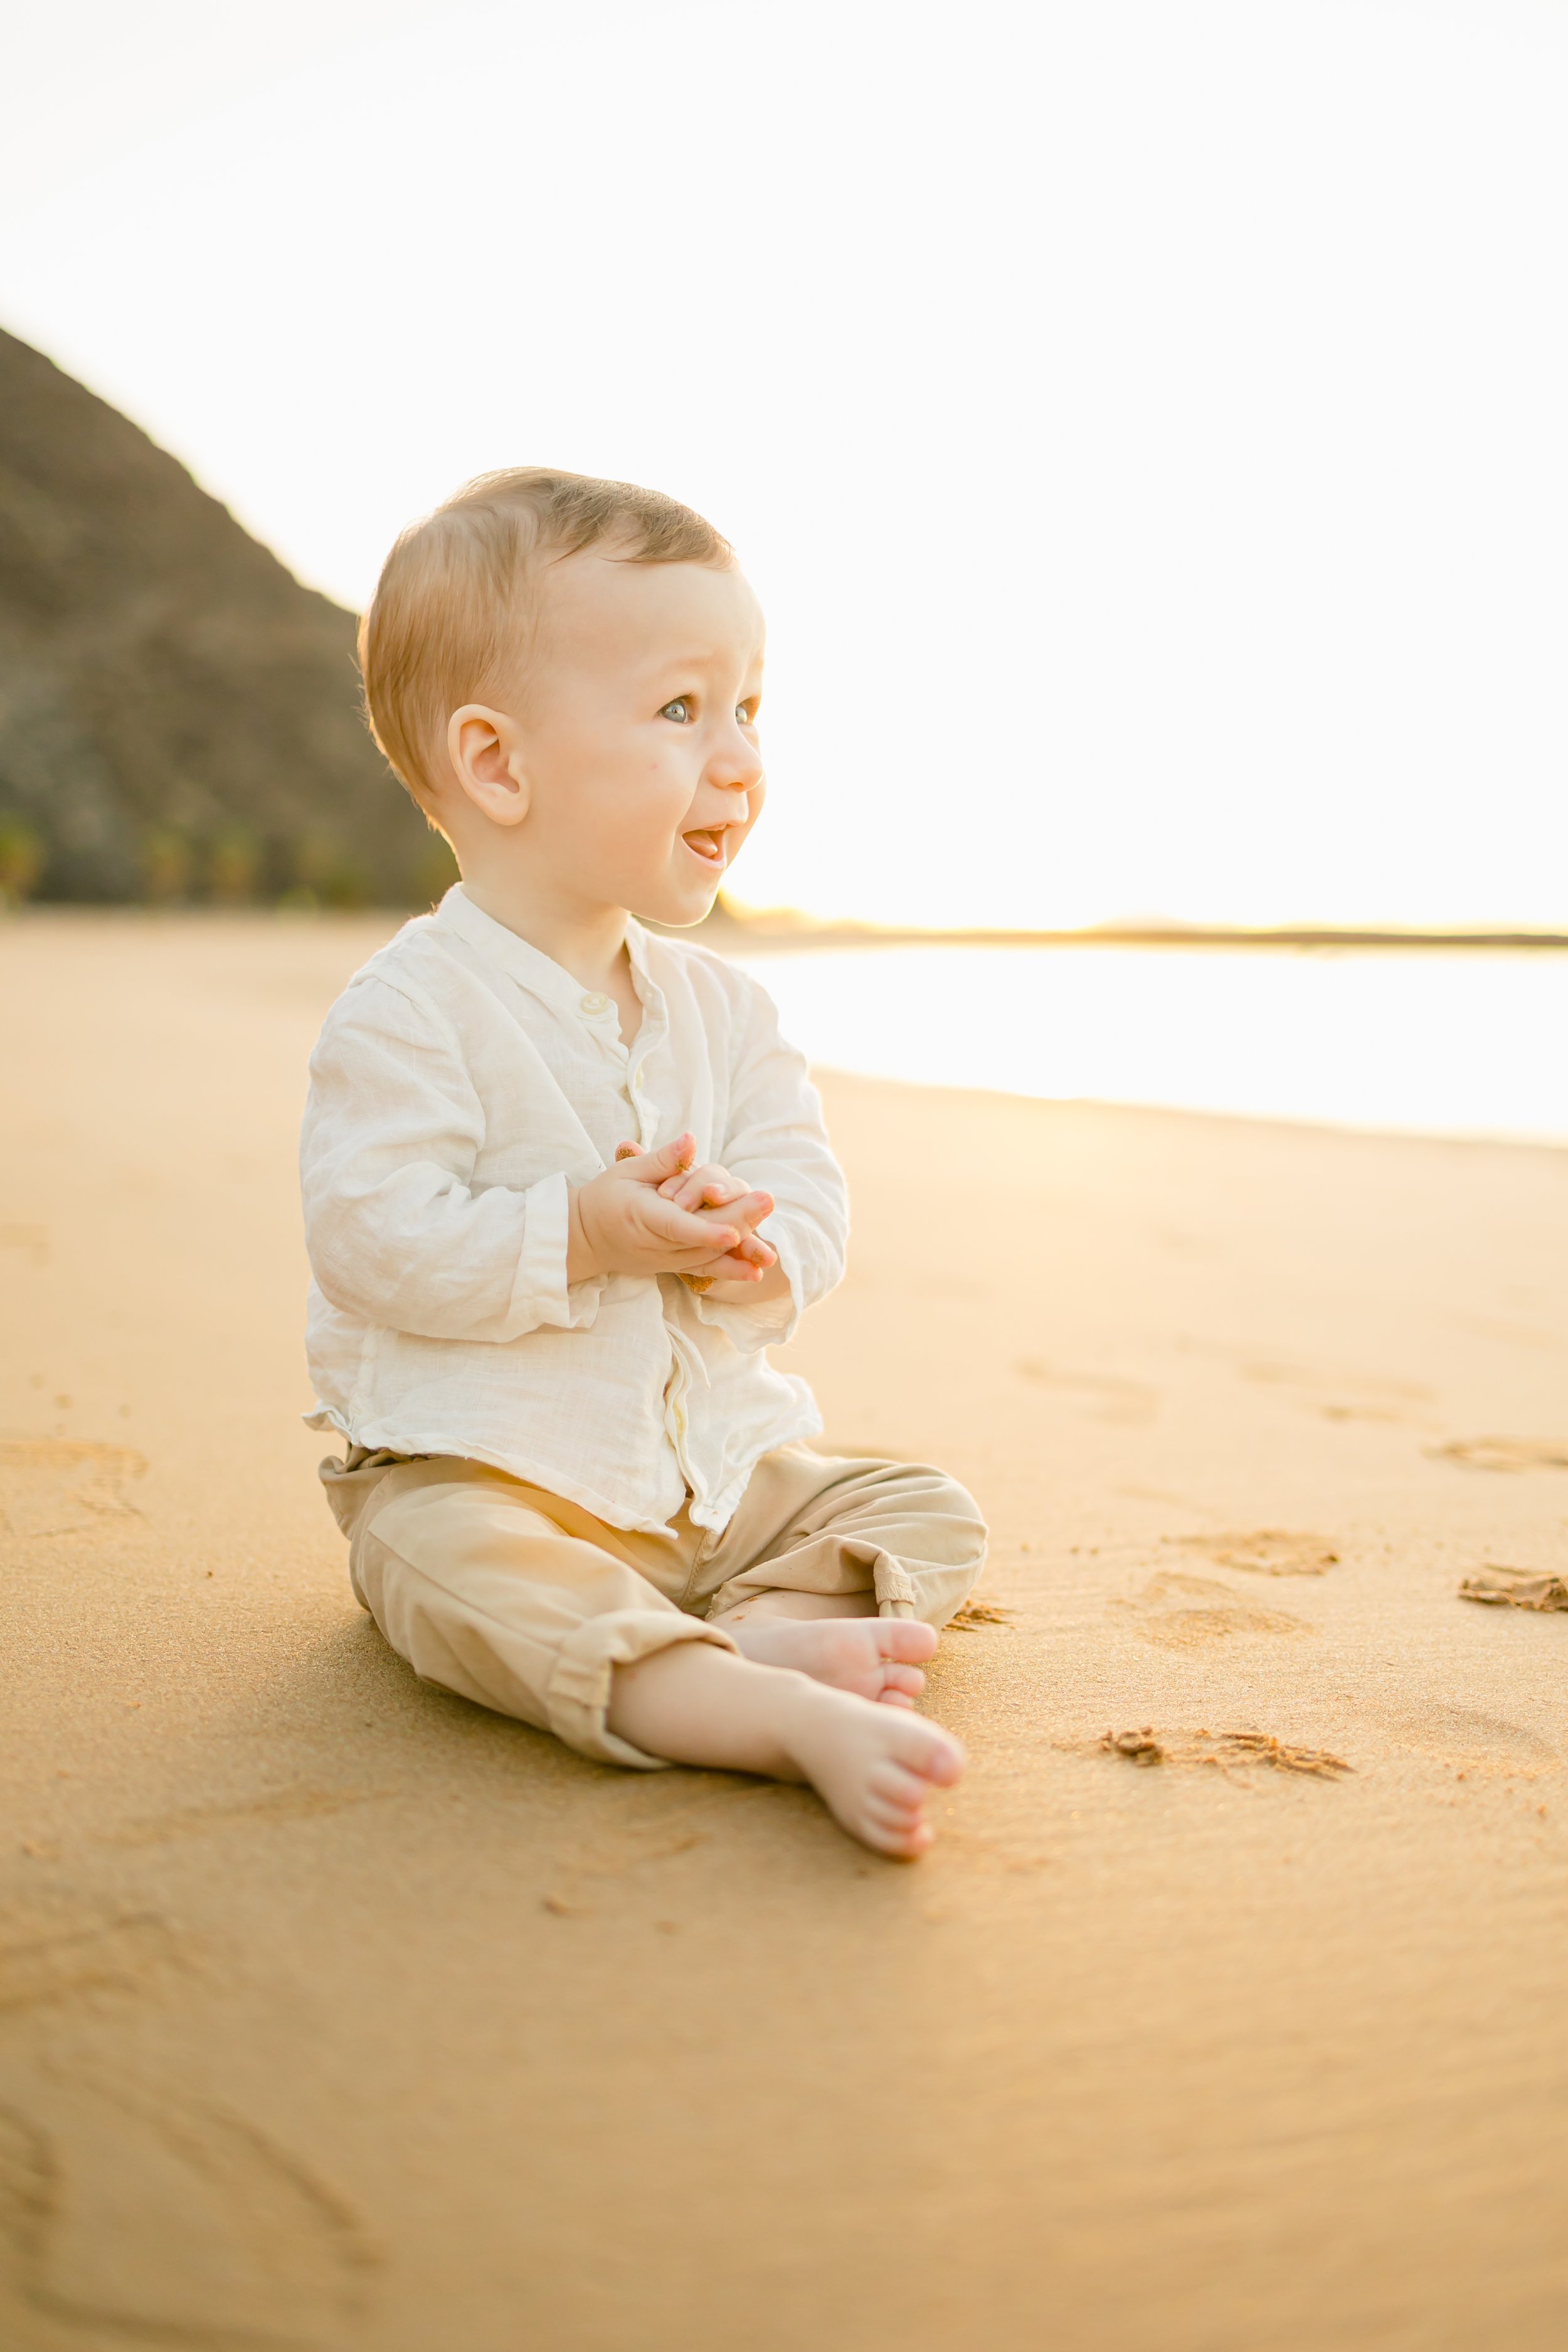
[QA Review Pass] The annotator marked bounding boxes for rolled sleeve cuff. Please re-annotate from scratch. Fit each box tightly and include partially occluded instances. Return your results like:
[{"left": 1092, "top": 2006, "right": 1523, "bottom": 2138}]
[
  {"left": 510, "top": 1170, "right": 605, "bottom": 1333},
  {"left": 545, "top": 1608, "right": 739, "bottom": 1768}
]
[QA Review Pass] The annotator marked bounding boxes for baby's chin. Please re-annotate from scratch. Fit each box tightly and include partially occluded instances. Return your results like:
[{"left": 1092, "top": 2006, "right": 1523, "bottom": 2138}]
[{"left": 629, "top": 861, "right": 727, "bottom": 930}]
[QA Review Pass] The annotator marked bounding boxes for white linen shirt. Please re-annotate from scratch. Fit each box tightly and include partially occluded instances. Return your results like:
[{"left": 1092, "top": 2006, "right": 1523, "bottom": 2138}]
[{"left": 300, "top": 885, "right": 847, "bottom": 1533}]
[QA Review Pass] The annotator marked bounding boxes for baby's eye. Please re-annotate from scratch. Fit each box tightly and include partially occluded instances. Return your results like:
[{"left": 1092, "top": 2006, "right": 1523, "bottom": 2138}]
[
  {"left": 736, "top": 702, "right": 756, "bottom": 725},
  {"left": 659, "top": 697, "right": 691, "bottom": 723}
]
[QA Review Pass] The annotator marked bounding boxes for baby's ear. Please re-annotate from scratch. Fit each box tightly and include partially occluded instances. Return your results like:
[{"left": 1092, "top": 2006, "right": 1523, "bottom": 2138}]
[{"left": 447, "top": 705, "right": 531, "bottom": 826}]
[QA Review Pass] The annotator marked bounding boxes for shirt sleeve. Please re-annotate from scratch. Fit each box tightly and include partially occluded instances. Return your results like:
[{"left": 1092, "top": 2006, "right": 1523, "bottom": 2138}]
[
  {"left": 690, "top": 972, "right": 849, "bottom": 1354},
  {"left": 300, "top": 975, "right": 605, "bottom": 1343}
]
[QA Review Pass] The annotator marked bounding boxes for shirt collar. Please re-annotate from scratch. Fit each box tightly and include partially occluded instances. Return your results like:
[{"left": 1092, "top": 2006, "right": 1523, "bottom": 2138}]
[{"left": 433, "top": 884, "right": 662, "bottom": 1020}]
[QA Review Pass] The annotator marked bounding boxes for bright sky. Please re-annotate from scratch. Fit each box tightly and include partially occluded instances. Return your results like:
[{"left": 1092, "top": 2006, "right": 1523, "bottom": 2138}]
[{"left": 2, "top": 0, "right": 1565, "bottom": 931}]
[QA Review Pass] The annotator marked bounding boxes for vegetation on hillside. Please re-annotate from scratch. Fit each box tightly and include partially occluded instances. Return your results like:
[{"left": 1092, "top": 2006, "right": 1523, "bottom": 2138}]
[{"left": 0, "top": 328, "right": 455, "bottom": 908}]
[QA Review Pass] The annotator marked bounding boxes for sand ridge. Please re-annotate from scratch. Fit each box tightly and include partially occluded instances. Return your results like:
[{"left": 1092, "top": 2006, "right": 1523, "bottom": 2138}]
[{"left": 2, "top": 912, "right": 1567, "bottom": 2349}]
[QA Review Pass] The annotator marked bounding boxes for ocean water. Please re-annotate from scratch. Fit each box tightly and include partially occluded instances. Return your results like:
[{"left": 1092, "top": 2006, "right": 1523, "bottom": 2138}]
[{"left": 731, "top": 945, "right": 1568, "bottom": 1146}]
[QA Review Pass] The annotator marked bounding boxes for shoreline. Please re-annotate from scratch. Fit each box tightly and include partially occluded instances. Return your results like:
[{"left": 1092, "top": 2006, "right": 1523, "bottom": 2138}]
[{"left": 694, "top": 908, "right": 1568, "bottom": 954}]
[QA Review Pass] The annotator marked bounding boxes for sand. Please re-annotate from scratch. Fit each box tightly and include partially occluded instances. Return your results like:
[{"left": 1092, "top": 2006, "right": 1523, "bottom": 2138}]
[{"left": 3, "top": 911, "right": 1567, "bottom": 2352}]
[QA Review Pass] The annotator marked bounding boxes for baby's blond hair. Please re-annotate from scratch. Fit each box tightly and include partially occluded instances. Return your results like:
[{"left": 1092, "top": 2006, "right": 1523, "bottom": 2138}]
[{"left": 359, "top": 467, "right": 733, "bottom": 802}]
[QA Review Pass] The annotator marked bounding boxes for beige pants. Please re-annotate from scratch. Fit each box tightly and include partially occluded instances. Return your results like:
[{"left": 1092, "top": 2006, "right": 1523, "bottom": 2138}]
[{"left": 321, "top": 1444, "right": 987, "bottom": 1770}]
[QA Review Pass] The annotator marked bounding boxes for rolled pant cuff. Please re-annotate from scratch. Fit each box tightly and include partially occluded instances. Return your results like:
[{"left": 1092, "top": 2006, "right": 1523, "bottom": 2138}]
[{"left": 546, "top": 1609, "right": 739, "bottom": 1769}]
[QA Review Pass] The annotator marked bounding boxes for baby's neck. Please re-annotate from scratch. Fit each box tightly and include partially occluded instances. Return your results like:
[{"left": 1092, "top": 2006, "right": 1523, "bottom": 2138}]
[
  {"left": 458, "top": 872, "right": 642, "bottom": 1041},
  {"left": 460, "top": 871, "right": 625, "bottom": 987}
]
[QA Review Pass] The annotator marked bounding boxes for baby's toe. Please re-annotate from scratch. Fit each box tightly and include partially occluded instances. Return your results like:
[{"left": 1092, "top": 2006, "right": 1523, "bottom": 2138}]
[
  {"left": 868, "top": 1759, "right": 934, "bottom": 1813},
  {"left": 881, "top": 1621, "right": 938, "bottom": 1664},
  {"left": 911, "top": 1728, "right": 966, "bottom": 1786},
  {"left": 873, "top": 1814, "right": 935, "bottom": 1858},
  {"left": 857, "top": 1793, "right": 934, "bottom": 1855}
]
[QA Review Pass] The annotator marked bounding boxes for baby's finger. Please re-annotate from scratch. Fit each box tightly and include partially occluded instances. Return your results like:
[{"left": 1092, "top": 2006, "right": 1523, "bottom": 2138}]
[
  {"left": 689, "top": 1185, "right": 748, "bottom": 1218},
  {"left": 625, "top": 1132, "right": 695, "bottom": 1185},
  {"left": 707, "top": 1187, "right": 773, "bottom": 1234},
  {"left": 644, "top": 1197, "right": 739, "bottom": 1253},
  {"left": 659, "top": 1165, "right": 744, "bottom": 1211},
  {"left": 691, "top": 1251, "right": 766, "bottom": 1281},
  {"left": 684, "top": 1233, "right": 770, "bottom": 1272}
]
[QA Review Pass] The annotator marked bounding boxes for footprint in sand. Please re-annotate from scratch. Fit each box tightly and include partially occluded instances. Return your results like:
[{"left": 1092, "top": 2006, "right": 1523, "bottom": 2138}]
[
  {"left": 1458, "top": 1568, "right": 1568, "bottom": 1613},
  {"left": 1390, "top": 1701, "right": 1558, "bottom": 1767},
  {"left": 0, "top": 1442, "right": 147, "bottom": 1542},
  {"left": 946, "top": 1597, "right": 1013, "bottom": 1629},
  {"left": 1013, "top": 1360, "right": 1158, "bottom": 1426},
  {"left": 1116, "top": 1571, "right": 1308, "bottom": 1650},
  {"left": 1427, "top": 1436, "right": 1568, "bottom": 1474},
  {"left": 102, "top": 1785, "right": 393, "bottom": 1851},
  {"left": 0, "top": 1895, "right": 184, "bottom": 2020},
  {"left": 1096, "top": 1726, "right": 1351, "bottom": 1777},
  {"left": 1194, "top": 1345, "right": 1435, "bottom": 1425},
  {"left": 1167, "top": 1530, "right": 1339, "bottom": 1577},
  {"left": 0, "top": 2069, "right": 378, "bottom": 2346}
]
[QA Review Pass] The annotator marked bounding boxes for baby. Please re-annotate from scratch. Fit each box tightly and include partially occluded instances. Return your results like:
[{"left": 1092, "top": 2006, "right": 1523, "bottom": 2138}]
[{"left": 301, "top": 469, "right": 987, "bottom": 1857}]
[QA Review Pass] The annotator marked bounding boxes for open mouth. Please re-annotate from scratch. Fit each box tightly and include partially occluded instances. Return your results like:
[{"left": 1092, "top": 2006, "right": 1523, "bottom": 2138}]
[{"left": 682, "top": 827, "right": 728, "bottom": 867}]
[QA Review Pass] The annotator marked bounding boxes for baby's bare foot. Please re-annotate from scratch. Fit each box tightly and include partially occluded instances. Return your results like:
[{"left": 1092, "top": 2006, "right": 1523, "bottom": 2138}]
[
  {"left": 780, "top": 1682, "right": 965, "bottom": 1858},
  {"left": 724, "top": 1616, "right": 937, "bottom": 1708}
]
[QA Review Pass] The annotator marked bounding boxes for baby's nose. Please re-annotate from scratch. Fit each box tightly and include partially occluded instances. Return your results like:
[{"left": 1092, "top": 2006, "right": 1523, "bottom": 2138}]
[{"left": 712, "top": 735, "right": 765, "bottom": 791}]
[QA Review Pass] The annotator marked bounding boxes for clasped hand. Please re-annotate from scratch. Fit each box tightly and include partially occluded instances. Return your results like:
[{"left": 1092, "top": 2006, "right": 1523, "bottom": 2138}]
[{"left": 565, "top": 1131, "right": 777, "bottom": 1294}]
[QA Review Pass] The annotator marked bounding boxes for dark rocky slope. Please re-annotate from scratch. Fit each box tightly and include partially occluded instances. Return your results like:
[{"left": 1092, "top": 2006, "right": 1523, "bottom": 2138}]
[{"left": 0, "top": 327, "right": 453, "bottom": 904}]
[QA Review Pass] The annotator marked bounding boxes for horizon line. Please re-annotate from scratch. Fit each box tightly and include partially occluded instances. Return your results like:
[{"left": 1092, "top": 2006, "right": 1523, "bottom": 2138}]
[{"left": 682, "top": 898, "right": 1568, "bottom": 954}]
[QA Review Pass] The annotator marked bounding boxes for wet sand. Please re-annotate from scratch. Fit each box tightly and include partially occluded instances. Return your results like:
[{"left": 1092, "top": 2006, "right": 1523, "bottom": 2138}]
[{"left": 3, "top": 911, "right": 1567, "bottom": 2351}]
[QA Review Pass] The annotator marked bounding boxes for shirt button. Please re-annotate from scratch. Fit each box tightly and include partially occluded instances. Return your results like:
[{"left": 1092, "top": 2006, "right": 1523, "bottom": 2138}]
[{"left": 580, "top": 993, "right": 612, "bottom": 1017}]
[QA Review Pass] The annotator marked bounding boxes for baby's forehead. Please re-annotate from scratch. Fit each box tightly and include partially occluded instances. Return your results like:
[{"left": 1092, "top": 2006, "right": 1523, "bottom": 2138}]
[{"left": 539, "top": 548, "right": 763, "bottom": 660}]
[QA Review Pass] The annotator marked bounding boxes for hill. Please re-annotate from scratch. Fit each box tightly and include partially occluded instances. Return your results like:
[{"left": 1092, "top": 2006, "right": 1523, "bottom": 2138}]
[{"left": 0, "top": 327, "right": 453, "bottom": 906}]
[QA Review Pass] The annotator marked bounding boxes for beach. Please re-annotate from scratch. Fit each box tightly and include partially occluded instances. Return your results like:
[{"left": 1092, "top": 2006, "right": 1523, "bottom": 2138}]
[{"left": 3, "top": 909, "right": 1567, "bottom": 2349}]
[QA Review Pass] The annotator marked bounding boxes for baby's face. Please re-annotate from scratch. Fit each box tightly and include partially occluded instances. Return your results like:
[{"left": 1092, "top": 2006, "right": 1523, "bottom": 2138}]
[{"left": 507, "top": 551, "right": 766, "bottom": 927}]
